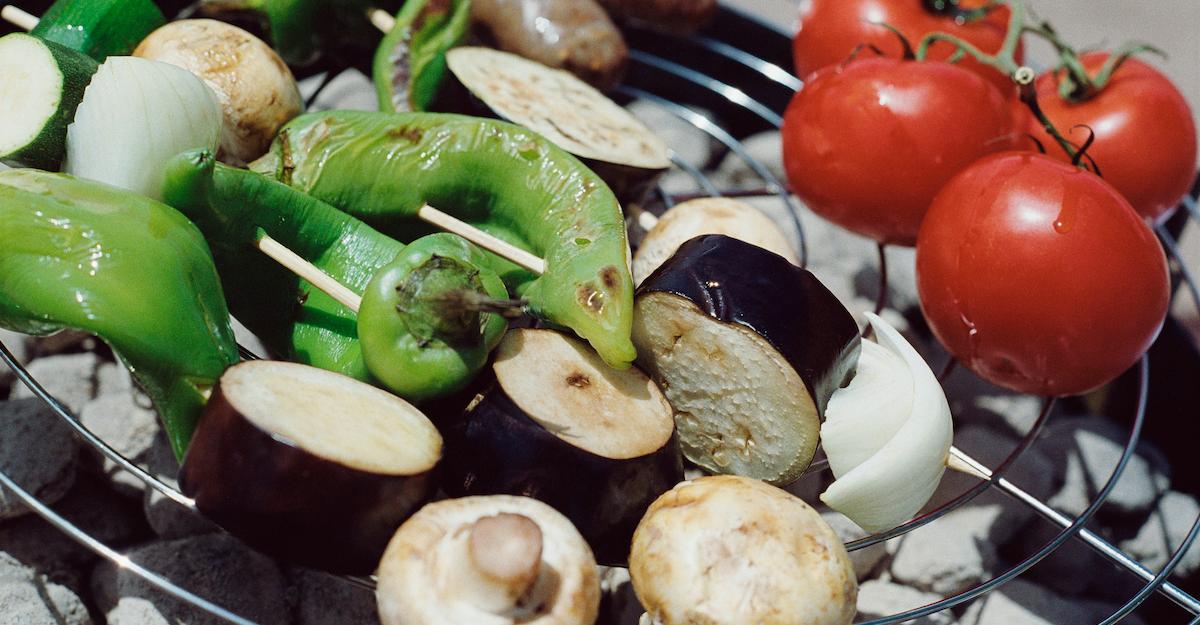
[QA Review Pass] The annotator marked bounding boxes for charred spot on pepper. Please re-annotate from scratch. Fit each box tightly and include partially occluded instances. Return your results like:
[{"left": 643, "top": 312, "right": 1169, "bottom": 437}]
[
  {"left": 577, "top": 283, "right": 605, "bottom": 314},
  {"left": 387, "top": 125, "right": 425, "bottom": 143},
  {"left": 599, "top": 266, "right": 620, "bottom": 290},
  {"left": 394, "top": 254, "right": 488, "bottom": 348}
]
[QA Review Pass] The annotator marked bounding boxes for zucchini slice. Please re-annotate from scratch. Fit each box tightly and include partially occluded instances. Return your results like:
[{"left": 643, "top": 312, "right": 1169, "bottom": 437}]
[
  {"left": 0, "top": 33, "right": 97, "bottom": 170},
  {"left": 33, "top": 0, "right": 166, "bottom": 60}
]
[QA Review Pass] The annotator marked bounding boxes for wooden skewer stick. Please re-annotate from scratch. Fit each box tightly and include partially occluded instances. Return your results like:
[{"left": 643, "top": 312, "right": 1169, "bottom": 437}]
[
  {"left": 368, "top": 7, "right": 395, "bottom": 33},
  {"left": 946, "top": 446, "right": 991, "bottom": 481},
  {"left": 255, "top": 232, "right": 363, "bottom": 313},
  {"left": 1, "top": 5, "right": 37, "bottom": 30},
  {"left": 417, "top": 204, "right": 547, "bottom": 275}
]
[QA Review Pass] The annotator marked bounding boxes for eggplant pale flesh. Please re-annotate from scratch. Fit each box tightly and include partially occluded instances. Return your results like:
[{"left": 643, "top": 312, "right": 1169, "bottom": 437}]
[
  {"left": 179, "top": 360, "right": 442, "bottom": 574},
  {"left": 377, "top": 495, "right": 600, "bottom": 625},
  {"left": 632, "top": 235, "right": 860, "bottom": 485},
  {"left": 440, "top": 47, "right": 670, "bottom": 203},
  {"left": 442, "top": 328, "right": 682, "bottom": 565}
]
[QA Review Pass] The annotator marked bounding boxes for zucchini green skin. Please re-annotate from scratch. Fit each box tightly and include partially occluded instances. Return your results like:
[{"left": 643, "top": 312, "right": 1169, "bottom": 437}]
[
  {"left": 162, "top": 150, "right": 507, "bottom": 401},
  {"left": 372, "top": 0, "right": 472, "bottom": 112},
  {"left": 32, "top": 0, "right": 166, "bottom": 60},
  {"left": 252, "top": 110, "right": 637, "bottom": 369},
  {"left": 0, "top": 169, "right": 239, "bottom": 459},
  {"left": 0, "top": 34, "right": 98, "bottom": 170}
]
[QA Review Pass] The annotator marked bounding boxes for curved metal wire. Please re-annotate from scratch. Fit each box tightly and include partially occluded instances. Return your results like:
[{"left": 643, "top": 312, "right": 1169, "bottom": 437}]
[
  {"left": 1, "top": 4, "right": 1198, "bottom": 623},
  {"left": 0, "top": 342, "right": 195, "bottom": 510},
  {"left": 860, "top": 356, "right": 1153, "bottom": 624}
]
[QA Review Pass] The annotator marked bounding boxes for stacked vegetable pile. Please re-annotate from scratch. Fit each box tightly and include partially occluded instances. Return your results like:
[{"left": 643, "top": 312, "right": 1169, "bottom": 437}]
[{"left": 0, "top": 0, "right": 1194, "bottom": 624}]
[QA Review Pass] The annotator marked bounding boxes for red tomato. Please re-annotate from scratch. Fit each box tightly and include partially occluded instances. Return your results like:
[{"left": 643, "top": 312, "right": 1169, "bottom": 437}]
[
  {"left": 1023, "top": 53, "right": 1198, "bottom": 222},
  {"left": 916, "top": 152, "right": 1170, "bottom": 396},
  {"left": 792, "top": 0, "right": 1021, "bottom": 96},
  {"left": 782, "top": 58, "right": 1013, "bottom": 245}
]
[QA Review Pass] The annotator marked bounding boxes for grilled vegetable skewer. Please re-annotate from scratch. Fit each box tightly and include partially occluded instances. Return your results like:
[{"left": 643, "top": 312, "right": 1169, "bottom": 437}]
[{"left": 164, "top": 150, "right": 511, "bottom": 402}]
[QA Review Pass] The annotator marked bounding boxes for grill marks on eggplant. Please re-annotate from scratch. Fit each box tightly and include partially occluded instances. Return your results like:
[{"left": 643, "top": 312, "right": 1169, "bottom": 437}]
[
  {"left": 493, "top": 328, "right": 675, "bottom": 460},
  {"left": 442, "top": 329, "right": 682, "bottom": 565},
  {"left": 632, "top": 235, "right": 860, "bottom": 486},
  {"left": 180, "top": 360, "right": 441, "bottom": 573}
]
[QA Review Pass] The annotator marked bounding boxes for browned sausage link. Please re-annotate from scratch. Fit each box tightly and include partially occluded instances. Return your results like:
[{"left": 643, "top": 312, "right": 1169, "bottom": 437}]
[
  {"left": 470, "top": 0, "right": 628, "bottom": 91},
  {"left": 596, "top": 0, "right": 718, "bottom": 34}
]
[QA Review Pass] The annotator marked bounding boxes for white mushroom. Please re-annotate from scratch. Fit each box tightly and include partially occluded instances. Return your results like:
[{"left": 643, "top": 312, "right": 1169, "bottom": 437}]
[
  {"left": 377, "top": 495, "right": 600, "bottom": 625},
  {"left": 819, "top": 312, "right": 954, "bottom": 533},
  {"left": 633, "top": 198, "right": 797, "bottom": 284},
  {"left": 630, "top": 475, "right": 857, "bottom": 625},
  {"left": 134, "top": 19, "right": 302, "bottom": 165}
]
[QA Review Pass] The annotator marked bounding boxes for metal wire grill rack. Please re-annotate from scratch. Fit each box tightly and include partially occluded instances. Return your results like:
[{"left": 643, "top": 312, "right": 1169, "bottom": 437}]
[{"left": 3, "top": 3, "right": 1200, "bottom": 623}]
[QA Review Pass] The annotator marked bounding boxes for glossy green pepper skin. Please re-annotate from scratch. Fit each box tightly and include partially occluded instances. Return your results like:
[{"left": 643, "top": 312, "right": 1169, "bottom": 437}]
[
  {"left": 163, "top": 150, "right": 508, "bottom": 401},
  {"left": 252, "top": 110, "right": 637, "bottom": 368},
  {"left": 373, "top": 0, "right": 472, "bottom": 112},
  {"left": 359, "top": 234, "right": 507, "bottom": 401},
  {"left": 0, "top": 169, "right": 238, "bottom": 459},
  {"left": 200, "top": 0, "right": 397, "bottom": 66}
]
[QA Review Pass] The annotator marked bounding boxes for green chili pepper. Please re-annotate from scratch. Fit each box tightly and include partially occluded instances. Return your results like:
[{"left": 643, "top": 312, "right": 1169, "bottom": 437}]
[
  {"left": 0, "top": 169, "right": 239, "bottom": 459},
  {"left": 372, "top": 0, "right": 472, "bottom": 112},
  {"left": 251, "top": 110, "right": 637, "bottom": 369},
  {"left": 162, "top": 149, "right": 509, "bottom": 401},
  {"left": 200, "top": 0, "right": 396, "bottom": 66}
]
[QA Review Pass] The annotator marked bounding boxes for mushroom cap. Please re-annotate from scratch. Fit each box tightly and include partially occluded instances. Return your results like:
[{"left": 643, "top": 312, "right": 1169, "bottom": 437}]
[
  {"left": 134, "top": 19, "right": 302, "bottom": 165},
  {"left": 630, "top": 475, "right": 857, "bottom": 625},
  {"left": 377, "top": 495, "right": 600, "bottom": 625},
  {"left": 633, "top": 198, "right": 797, "bottom": 284}
]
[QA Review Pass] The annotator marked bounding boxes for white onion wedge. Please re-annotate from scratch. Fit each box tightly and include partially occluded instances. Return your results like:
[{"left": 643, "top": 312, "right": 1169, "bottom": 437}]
[
  {"left": 64, "top": 56, "right": 221, "bottom": 200},
  {"left": 819, "top": 312, "right": 953, "bottom": 533}
]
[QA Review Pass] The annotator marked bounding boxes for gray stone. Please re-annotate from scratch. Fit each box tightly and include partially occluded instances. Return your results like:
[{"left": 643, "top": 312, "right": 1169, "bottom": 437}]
[
  {"left": 0, "top": 398, "right": 78, "bottom": 520},
  {"left": 142, "top": 433, "right": 217, "bottom": 539},
  {"left": 856, "top": 580, "right": 956, "bottom": 624},
  {"left": 92, "top": 534, "right": 289, "bottom": 625},
  {"left": 0, "top": 570, "right": 92, "bottom": 625},
  {"left": 925, "top": 426, "right": 1056, "bottom": 547},
  {"left": 9, "top": 352, "right": 101, "bottom": 413},
  {"left": 80, "top": 387, "right": 161, "bottom": 498},
  {"left": 627, "top": 100, "right": 716, "bottom": 172},
  {"left": 822, "top": 511, "right": 888, "bottom": 579},
  {"left": 889, "top": 506, "right": 1002, "bottom": 595},
  {"left": 0, "top": 471, "right": 151, "bottom": 595},
  {"left": 852, "top": 244, "right": 920, "bottom": 315},
  {"left": 1005, "top": 519, "right": 1106, "bottom": 597},
  {"left": 1041, "top": 417, "right": 1170, "bottom": 518},
  {"left": 291, "top": 568, "right": 379, "bottom": 625},
  {"left": 960, "top": 578, "right": 1119, "bottom": 625},
  {"left": 0, "top": 329, "right": 30, "bottom": 395},
  {"left": 708, "top": 131, "right": 784, "bottom": 189},
  {"left": 1119, "top": 491, "right": 1200, "bottom": 579},
  {"left": 105, "top": 597, "right": 170, "bottom": 625},
  {"left": 302, "top": 68, "right": 376, "bottom": 112},
  {"left": 231, "top": 318, "right": 269, "bottom": 360}
]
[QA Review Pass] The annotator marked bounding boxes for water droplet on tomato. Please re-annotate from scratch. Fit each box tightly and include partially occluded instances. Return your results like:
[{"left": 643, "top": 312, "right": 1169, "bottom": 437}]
[{"left": 1053, "top": 204, "right": 1077, "bottom": 234}]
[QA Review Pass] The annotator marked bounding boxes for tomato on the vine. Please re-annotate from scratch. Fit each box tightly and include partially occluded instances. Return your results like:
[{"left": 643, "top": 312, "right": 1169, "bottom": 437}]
[
  {"left": 916, "top": 152, "right": 1170, "bottom": 397},
  {"left": 782, "top": 57, "right": 1013, "bottom": 246},
  {"left": 792, "top": 0, "right": 1021, "bottom": 95},
  {"left": 1020, "top": 53, "right": 1197, "bottom": 222}
]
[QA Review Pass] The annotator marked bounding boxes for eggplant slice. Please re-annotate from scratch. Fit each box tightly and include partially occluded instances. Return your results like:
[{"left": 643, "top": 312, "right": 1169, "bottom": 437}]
[
  {"left": 442, "top": 328, "right": 682, "bottom": 565},
  {"left": 633, "top": 235, "right": 860, "bottom": 486},
  {"left": 180, "top": 360, "right": 442, "bottom": 574},
  {"left": 441, "top": 46, "right": 670, "bottom": 203}
]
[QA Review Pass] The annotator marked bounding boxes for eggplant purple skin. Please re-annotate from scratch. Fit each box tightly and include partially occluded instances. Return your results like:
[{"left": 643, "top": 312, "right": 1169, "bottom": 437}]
[
  {"left": 179, "top": 385, "right": 434, "bottom": 575},
  {"left": 637, "top": 234, "right": 861, "bottom": 416},
  {"left": 440, "top": 386, "right": 684, "bottom": 566}
]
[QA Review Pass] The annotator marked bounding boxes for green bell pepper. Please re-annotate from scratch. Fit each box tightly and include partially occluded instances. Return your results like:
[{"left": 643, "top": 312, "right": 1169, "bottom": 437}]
[
  {"left": 0, "top": 169, "right": 238, "bottom": 459},
  {"left": 251, "top": 110, "right": 637, "bottom": 369},
  {"left": 372, "top": 0, "right": 472, "bottom": 112},
  {"left": 162, "top": 149, "right": 508, "bottom": 401}
]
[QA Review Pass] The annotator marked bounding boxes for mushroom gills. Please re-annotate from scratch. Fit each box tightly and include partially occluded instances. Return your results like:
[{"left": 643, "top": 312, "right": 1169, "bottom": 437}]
[
  {"left": 632, "top": 235, "right": 860, "bottom": 486},
  {"left": 180, "top": 360, "right": 441, "bottom": 574},
  {"left": 442, "top": 328, "right": 682, "bottom": 565}
]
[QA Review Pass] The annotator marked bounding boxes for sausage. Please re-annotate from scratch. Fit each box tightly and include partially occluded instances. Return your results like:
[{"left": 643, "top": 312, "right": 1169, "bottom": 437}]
[
  {"left": 597, "top": 0, "right": 717, "bottom": 34},
  {"left": 470, "top": 0, "right": 627, "bottom": 91}
]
